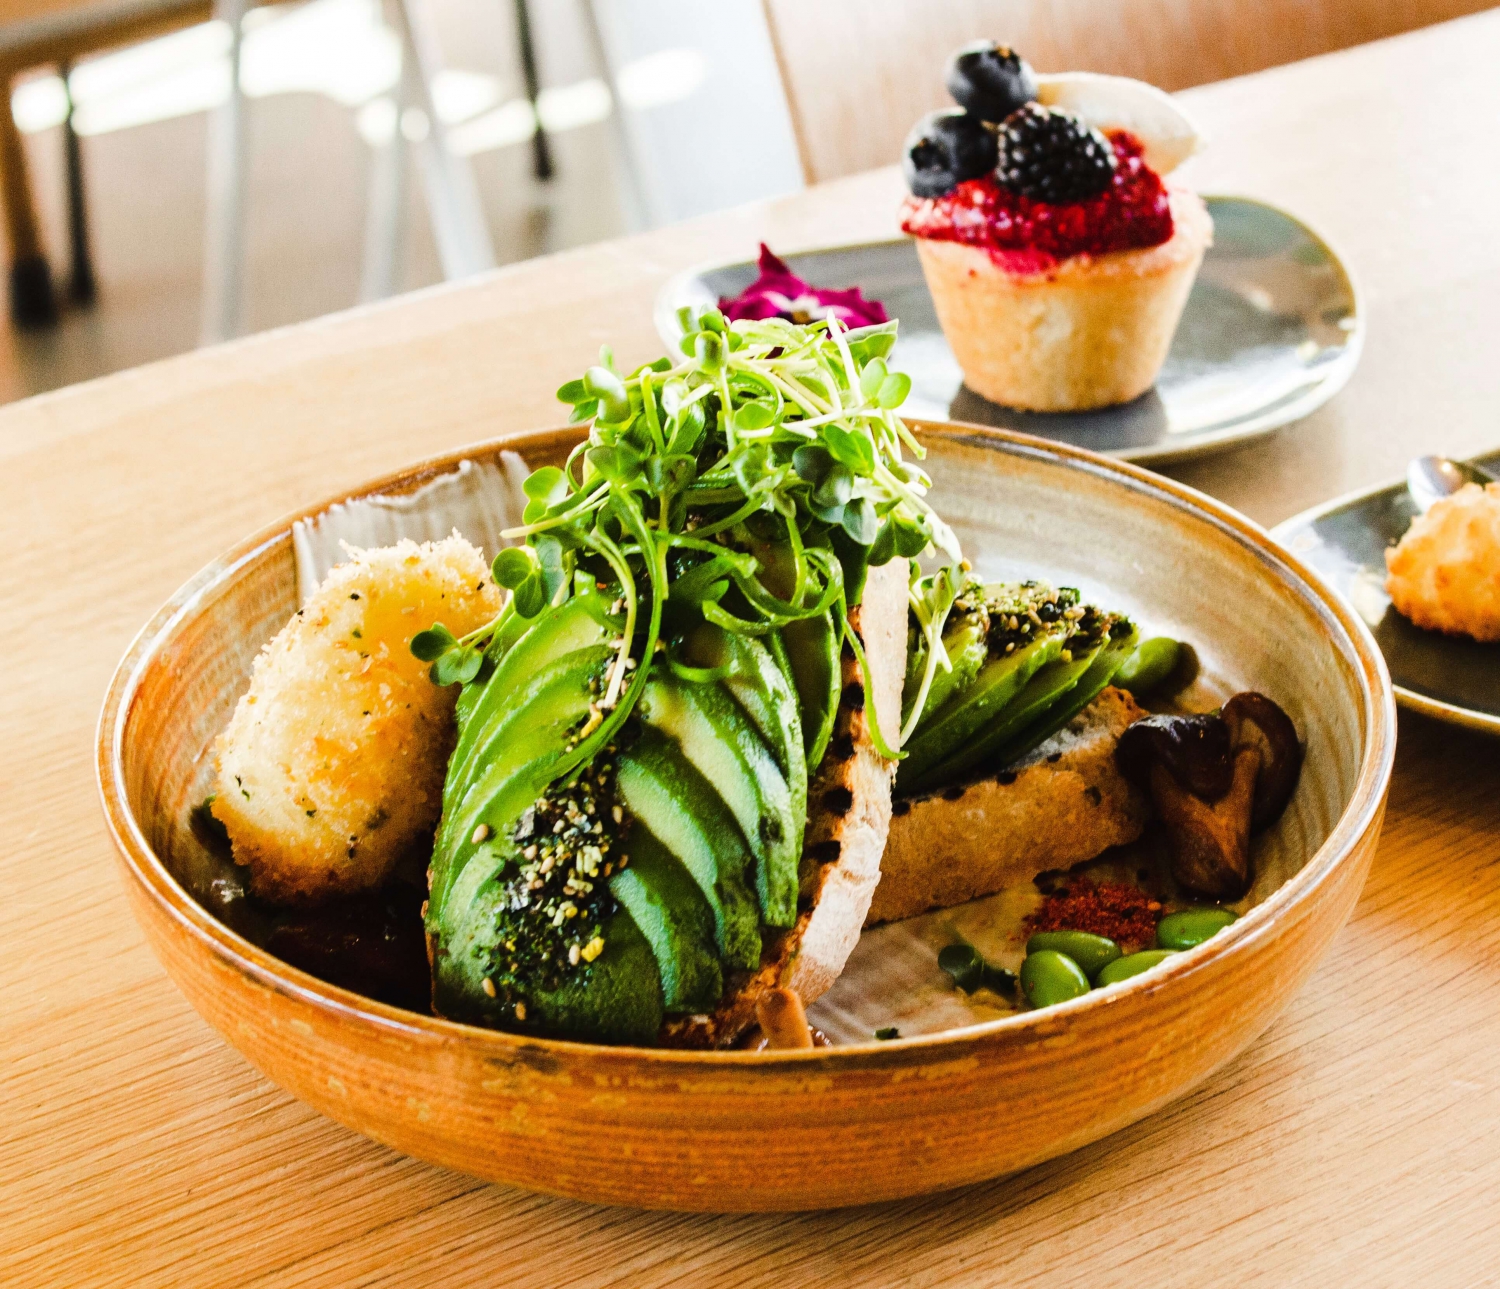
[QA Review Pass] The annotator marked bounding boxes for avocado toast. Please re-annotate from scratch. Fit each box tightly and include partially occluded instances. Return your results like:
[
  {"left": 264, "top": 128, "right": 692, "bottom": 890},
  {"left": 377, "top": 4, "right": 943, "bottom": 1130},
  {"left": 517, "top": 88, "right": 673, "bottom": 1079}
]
[
  {"left": 420, "top": 312, "right": 954, "bottom": 1046},
  {"left": 873, "top": 577, "right": 1149, "bottom": 925}
]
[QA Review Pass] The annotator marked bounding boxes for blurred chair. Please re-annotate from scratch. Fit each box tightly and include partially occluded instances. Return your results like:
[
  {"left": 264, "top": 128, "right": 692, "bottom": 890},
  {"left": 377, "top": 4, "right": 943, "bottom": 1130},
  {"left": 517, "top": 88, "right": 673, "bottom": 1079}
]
[
  {"left": 207, "top": 0, "right": 496, "bottom": 341},
  {"left": 0, "top": 0, "right": 497, "bottom": 339},
  {"left": 761, "top": 0, "right": 1498, "bottom": 183},
  {"left": 0, "top": 0, "right": 213, "bottom": 326}
]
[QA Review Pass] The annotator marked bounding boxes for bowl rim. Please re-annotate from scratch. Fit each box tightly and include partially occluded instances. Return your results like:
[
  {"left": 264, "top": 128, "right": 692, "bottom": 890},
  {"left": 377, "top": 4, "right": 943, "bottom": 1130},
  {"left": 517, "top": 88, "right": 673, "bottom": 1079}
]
[{"left": 96, "top": 420, "right": 1397, "bottom": 1069}]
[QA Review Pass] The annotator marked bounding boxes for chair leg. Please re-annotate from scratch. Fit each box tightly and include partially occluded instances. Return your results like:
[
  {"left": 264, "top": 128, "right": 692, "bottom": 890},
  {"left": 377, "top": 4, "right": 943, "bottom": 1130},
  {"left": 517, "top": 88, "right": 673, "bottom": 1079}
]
[
  {"left": 359, "top": 33, "right": 412, "bottom": 303},
  {"left": 392, "top": 0, "right": 495, "bottom": 281},
  {"left": 200, "top": 0, "right": 249, "bottom": 344},
  {"left": 0, "top": 69, "right": 58, "bottom": 328},
  {"left": 577, "top": 0, "right": 652, "bottom": 231},
  {"left": 513, "top": 0, "right": 552, "bottom": 181},
  {"left": 62, "top": 63, "right": 96, "bottom": 307}
]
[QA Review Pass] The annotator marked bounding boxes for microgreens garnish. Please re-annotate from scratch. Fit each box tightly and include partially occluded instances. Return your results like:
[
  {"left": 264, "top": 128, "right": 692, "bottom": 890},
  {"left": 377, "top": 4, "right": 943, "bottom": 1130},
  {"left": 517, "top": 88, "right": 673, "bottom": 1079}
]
[{"left": 416, "top": 309, "right": 969, "bottom": 764}]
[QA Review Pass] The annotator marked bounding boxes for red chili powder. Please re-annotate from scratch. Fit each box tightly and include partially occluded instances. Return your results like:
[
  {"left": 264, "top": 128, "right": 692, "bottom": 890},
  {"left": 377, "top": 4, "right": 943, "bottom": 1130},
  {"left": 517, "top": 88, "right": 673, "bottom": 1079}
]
[{"left": 1027, "top": 880, "right": 1161, "bottom": 950}]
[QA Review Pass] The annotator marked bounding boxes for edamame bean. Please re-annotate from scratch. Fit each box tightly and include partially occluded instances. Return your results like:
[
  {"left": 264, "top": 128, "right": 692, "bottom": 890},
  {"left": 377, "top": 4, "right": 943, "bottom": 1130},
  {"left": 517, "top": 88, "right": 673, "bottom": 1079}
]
[
  {"left": 1020, "top": 950, "right": 1091, "bottom": 1008},
  {"left": 1115, "top": 636, "right": 1183, "bottom": 695},
  {"left": 938, "top": 943, "right": 984, "bottom": 993},
  {"left": 1025, "top": 930, "right": 1121, "bottom": 980},
  {"left": 1156, "top": 907, "right": 1238, "bottom": 951},
  {"left": 1095, "top": 949, "right": 1177, "bottom": 986}
]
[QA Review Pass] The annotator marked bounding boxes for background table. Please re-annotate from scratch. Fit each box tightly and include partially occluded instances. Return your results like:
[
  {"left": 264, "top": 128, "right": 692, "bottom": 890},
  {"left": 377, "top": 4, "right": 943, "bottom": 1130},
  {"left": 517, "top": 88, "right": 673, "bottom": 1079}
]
[{"left": 5, "top": 11, "right": 1500, "bottom": 1286}]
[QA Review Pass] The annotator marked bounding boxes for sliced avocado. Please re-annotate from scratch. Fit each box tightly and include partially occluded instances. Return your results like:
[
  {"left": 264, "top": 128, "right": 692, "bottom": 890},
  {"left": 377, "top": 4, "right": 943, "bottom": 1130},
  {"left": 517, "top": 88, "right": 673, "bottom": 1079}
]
[
  {"left": 610, "top": 825, "right": 723, "bottom": 1013},
  {"left": 904, "top": 604, "right": 989, "bottom": 728},
  {"left": 912, "top": 641, "right": 1103, "bottom": 788},
  {"left": 988, "top": 624, "right": 1139, "bottom": 768},
  {"left": 444, "top": 643, "right": 612, "bottom": 816},
  {"left": 615, "top": 728, "right": 762, "bottom": 970},
  {"left": 683, "top": 624, "right": 808, "bottom": 849},
  {"left": 637, "top": 675, "right": 798, "bottom": 928},
  {"left": 781, "top": 608, "right": 840, "bottom": 772},
  {"left": 452, "top": 604, "right": 538, "bottom": 732},
  {"left": 433, "top": 900, "right": 663, "bottom": 1046},
  {"left": 447, "top": 593, "right": 610, "bottom": 788},
  {"left": 526, "top": 909, "right": 663, "bottom": 1045},
  {"left": 431, "top": 643, "right": 614, "bottom": 909},
  {"left": 899, "top": 627, "right": 1068, "bottom": 793}
]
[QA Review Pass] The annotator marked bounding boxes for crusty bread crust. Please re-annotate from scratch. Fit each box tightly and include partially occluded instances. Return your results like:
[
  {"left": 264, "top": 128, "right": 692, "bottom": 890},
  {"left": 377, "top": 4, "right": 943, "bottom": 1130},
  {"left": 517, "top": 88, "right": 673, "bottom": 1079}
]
[
  {"left": 659, "top": 559, "right": 907, "bottom": 1048},
  {"left": 866, "top": 686, "right": 1149, "bottom": 926}
]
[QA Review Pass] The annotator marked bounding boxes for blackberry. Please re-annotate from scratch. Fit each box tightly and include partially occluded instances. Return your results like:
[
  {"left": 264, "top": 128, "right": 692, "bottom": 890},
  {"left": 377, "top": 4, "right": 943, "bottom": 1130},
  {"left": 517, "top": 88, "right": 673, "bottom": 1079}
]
[
  {"left": 997, "top": 103, "right": 1116, "bottom": 204},
  {"left": 902, "top": 108, "right": 998, "bottom": 198},
  {"left": 945, "top": 41, "right": 1037, "bottom": 123}
]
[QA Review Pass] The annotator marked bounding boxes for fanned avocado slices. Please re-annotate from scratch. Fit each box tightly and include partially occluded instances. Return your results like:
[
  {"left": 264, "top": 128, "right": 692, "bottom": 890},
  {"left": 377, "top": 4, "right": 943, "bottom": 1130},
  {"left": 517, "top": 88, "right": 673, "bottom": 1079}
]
[
  {"left": 897, "top": 579, "right": 1135, "bottom": 798},
  {"left": 607, "top": 825, "right": 722, "bottom": 1013},
  {"left": 417, "top": 311, "right": 962, "bottom": 1044}
]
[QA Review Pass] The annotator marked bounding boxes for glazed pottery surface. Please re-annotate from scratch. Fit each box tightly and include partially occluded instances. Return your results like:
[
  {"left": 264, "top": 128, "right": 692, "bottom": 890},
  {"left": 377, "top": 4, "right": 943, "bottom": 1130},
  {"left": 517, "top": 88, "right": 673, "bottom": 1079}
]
[
  {"left": 98, "top": 423, "right": 1394, "bottom": 1211},
  {"left": 1274, "top": 447, "right": 1500, "bottom": 736}
]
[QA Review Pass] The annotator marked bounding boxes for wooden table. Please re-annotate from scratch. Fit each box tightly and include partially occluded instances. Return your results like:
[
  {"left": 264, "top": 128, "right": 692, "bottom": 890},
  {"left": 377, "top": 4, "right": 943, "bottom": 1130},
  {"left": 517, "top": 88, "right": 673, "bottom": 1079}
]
[{"left": 6, "top": 12, "right": 1500, "bottom": 1286}]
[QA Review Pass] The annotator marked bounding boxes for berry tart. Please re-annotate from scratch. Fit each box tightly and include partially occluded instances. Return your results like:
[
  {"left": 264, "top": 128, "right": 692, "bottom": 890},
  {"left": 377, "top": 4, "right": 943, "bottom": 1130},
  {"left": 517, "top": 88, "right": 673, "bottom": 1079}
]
[{"left": 901, "top": 42, "right": 1212, "bottom": 412}]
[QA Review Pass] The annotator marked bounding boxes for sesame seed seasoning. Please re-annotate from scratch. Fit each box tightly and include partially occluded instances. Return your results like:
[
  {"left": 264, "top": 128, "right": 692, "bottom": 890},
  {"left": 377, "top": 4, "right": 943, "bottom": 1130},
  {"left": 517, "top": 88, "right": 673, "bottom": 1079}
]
[
  {"left": 472, "top": 823, "right": 491, "bottom": 844},
  {"left": 482, "top": 977, "right": 497, "bottom": 997},
  {"left": 479, "top": 709, "right": 629, "bottom": 1008}
]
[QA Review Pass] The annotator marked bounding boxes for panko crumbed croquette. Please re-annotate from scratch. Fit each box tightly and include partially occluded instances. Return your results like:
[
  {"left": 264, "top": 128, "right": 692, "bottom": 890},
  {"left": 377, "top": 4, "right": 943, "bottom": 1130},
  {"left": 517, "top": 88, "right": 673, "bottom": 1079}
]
[
  {"left": 212, "top": 535, "right": 502, "bottom": 903},
  {"left": 1385, "top": 482, "right": 1500, "bottom": 644}
]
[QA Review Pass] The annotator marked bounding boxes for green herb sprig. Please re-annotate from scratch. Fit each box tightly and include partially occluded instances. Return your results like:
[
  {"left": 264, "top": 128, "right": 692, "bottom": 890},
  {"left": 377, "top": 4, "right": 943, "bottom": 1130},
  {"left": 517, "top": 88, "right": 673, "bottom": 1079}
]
[{"left": 416, "top": 311, "right": 968, "bottom": 763}]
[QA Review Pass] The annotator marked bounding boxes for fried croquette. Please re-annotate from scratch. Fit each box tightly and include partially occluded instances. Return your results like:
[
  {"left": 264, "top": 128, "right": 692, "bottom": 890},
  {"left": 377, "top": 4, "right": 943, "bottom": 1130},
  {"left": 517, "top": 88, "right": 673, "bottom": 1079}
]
[
  {"left": 1386, "top": 482, "right": 1500, "bottom": 643},
  {"left": 212, "top": 535, "right": 502, "bottom": 903}
]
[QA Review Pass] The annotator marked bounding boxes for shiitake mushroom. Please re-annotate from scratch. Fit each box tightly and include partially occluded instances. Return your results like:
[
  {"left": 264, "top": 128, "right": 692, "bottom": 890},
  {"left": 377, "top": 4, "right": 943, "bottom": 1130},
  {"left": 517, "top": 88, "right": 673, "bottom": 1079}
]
[{"left": 1115, "top": 692, "right": 1303, "bottom": 901}]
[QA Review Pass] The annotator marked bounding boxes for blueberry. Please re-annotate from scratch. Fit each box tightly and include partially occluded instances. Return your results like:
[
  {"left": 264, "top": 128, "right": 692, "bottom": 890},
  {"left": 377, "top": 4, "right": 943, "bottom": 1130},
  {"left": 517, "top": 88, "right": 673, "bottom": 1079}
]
[
  {"left": 945, "top": 41, "right": 1037, "bottom": 123},
  {"left": 902, "top": 109, "right": 997, "bottom": 198}
]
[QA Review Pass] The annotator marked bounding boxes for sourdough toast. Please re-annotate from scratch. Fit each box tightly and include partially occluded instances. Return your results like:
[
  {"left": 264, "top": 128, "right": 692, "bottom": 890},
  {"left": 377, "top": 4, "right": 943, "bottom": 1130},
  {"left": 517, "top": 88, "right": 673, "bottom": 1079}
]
[{"left": 868, "top": 685, "right": 1148, "bottom": 926}]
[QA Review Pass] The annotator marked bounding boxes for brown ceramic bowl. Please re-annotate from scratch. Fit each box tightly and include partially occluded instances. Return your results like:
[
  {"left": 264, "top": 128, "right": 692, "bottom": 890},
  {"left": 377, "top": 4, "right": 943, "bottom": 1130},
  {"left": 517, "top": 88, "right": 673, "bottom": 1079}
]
[{"left": 97, "top": 422, "right": 1395, "bottom": 1212}]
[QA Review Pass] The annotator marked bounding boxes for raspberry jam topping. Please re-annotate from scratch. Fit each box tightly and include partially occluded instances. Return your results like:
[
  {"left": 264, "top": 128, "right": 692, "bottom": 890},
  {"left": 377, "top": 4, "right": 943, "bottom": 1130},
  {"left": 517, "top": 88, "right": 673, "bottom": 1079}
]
[{"left": 900, "top": 132, "right": 1173, "bottom": 272}]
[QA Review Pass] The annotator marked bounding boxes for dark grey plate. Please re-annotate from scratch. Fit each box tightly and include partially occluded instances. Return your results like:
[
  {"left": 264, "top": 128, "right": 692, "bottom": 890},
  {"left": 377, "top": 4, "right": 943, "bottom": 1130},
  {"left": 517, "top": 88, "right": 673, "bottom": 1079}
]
[
  {"left": 655, "top": 197, "right": 1362, "bottom": 466},
  {"left": 1273, "top": 450, "right": 1500, "bottom": 734}
]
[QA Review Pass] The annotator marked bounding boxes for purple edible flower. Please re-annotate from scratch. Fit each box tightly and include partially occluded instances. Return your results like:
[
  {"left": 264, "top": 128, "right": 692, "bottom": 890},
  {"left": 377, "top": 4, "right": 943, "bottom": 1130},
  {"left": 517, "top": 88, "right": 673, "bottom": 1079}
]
[{"left": 719, "top": 244, "right": 889, "bottom": 328}]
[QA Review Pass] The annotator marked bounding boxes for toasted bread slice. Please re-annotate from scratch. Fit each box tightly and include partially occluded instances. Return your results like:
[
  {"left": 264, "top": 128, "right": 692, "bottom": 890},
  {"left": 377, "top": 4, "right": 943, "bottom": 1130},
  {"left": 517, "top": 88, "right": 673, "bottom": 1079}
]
[
  {"left": 659, "top": 558, "right": 908, "bottom": 1048},
  {"left": 866, "top": 685, "right": 1149, "bottom": 926}
]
